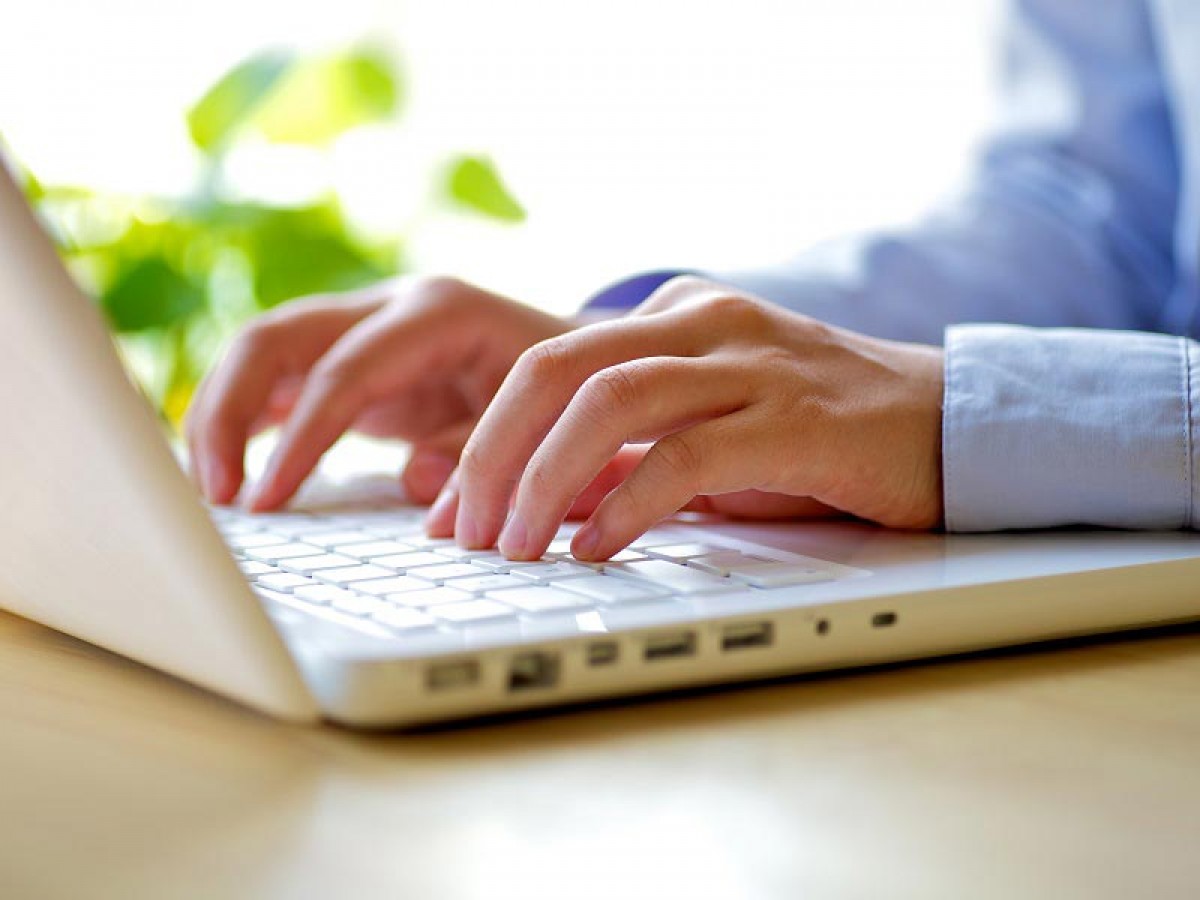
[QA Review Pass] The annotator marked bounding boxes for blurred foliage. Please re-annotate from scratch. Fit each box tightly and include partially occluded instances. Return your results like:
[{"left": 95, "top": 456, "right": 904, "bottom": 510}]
[
  {"left": 18, "top": 45, "right": 524, "bottom": 427},
  {"left": 446, "top": 156, "right": 526, "bottom": 222}
]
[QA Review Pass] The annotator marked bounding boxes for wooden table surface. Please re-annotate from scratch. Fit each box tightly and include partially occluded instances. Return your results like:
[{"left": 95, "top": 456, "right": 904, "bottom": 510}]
[{"left": 2, "top": 609, "right": 1198, "bottom": 900}]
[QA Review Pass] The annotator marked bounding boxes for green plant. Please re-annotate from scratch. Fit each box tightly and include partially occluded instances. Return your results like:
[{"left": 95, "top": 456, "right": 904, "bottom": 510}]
[{"left": 18, "top": 45, "right": 524, "bottom": 427}]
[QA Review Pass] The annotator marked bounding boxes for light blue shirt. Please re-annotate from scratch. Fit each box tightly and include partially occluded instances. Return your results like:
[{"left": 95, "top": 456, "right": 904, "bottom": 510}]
[{"left": 587, "top": 0, "right": 1200, "bottom": 532}]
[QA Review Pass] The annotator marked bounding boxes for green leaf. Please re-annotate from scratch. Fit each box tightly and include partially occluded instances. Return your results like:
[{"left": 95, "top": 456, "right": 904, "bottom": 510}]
[
  {"left": 187, "top": 51, "right": 294, "bottom": 153},
  {"left": 445, "top": 155, "right": 526, "bottom": 222},
  {"left": 238, "top": 203, "right": 390, "bottom": 308},
  {"left": 254, "top": 48, "right": 401, "bottom": 145},
  {"left": 101, "top": 256, "right": 205, "bottom": 332},
  {"left": 342, "top": 48, "right": 401, "bottom": 119}
]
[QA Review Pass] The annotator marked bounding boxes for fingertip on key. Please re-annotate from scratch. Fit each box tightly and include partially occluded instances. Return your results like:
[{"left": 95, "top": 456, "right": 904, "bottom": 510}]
[
  {"left": 498, "top": 513, "right": 531, "bottom": 560},
  {"left": 571, "top": 522, "right": 602, "bottom": 561}
]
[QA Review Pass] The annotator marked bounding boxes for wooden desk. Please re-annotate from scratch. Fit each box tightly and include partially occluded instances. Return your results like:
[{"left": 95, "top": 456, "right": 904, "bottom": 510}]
[{"left": 2, "top": 610, "right": 1198, "bottom": 899}]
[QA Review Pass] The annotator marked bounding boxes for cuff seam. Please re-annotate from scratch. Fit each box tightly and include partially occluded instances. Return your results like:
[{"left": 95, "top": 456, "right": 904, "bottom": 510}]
[
  {"left": 1184, "top": 337, "right": 1196, "bottom": 529},
  {"left": 941, "top": 327, "right": 959, "bottom": 531}
]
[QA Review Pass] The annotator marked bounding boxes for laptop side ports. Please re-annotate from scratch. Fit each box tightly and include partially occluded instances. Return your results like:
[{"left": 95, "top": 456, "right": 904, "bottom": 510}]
[
  {"left": 507, "top": 651, "right": 560, "bottom": 692},
  {"left": 720, "top": 621, "right": 774, "bottom": 652}
]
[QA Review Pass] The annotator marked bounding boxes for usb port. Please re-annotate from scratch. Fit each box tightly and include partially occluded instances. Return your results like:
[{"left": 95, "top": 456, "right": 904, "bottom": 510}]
[
  {"left": 720, "top": 621, "right": 774, "bottom": 652},
  {"left": 426, "top": 659, "right": 479, "bottom": 691},
  {"left": 587, "top": 641, "right": 619, "bottom": 666},
  {"left": 507, "top": 652, "right": 560, "bottom": 692},
  {"left": 871, "top": 611, "right": 898, "bottom": 628},
  {"left": 644, "top": 632, "right": 696, "bottom": 661}
]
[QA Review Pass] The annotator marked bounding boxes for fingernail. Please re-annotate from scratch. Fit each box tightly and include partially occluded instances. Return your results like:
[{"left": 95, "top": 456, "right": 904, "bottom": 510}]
[
  {"left": 455, "top": 512, "right": 482, "bottom": 549},
  {"left": 499, "top": 513, "right": 530, "bottom": 559},
  {"left": 572, "top": 522, "right": 601, "bottom": 560}
]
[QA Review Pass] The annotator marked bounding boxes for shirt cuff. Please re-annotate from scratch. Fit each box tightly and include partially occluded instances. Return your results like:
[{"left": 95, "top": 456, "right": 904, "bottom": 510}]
[
  {"left": 581, "top": 270, "right": 692, "bottom": 313},
  {"left": 943, "top": 324, "right": 1198, "bottom": 531}
]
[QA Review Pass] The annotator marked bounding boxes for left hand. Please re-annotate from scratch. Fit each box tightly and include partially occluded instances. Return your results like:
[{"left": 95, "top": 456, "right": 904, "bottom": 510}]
[{"left": 427, "top": 276, "right": 945, "bottom": 560}]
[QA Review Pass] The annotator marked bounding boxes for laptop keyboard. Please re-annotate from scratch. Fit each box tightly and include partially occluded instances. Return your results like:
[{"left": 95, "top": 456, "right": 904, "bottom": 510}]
[{"left": 209, "top": 506, "right": 844, "bottom": 638}]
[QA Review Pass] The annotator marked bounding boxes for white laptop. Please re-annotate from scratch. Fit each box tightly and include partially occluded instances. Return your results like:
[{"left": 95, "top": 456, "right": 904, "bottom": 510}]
[{"left": 1, "top": 158, "right": 1198, "bottom": 728}]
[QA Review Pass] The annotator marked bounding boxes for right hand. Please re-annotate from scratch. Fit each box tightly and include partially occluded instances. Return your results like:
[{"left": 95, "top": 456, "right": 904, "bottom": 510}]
[{"left": 185, "top": 275, "right": 573, "bottom": 510}]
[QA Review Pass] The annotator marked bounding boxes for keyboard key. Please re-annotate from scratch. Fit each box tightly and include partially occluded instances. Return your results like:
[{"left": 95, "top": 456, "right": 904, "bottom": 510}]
[
  {"left": 560, "top": 547, "right": 646, "bottom": 566},
  {"left": 401, "top": 535, "right": 459, "bottom": 550},
  {"left": 465, "top": 552, "right": 519, "bottom": 572},
  {"left": 685, "top": 551, "right": 775, "bottom": 576},
  {"left": 559, "top": 576, "right": 666, "bottom": 605},
  {"left": 640, "top": 542, "right": 727, "bottom": 561},
  {"left": 243, "top": 542, "right": 326, "bottom": 562},
  {"left": 333, "top": 541, "right": 416, "bottom": 560},
  {"left": 245, "top": 515, "right": 321, "bottom": 537},
  {"left": 331, "top": 593, "right": 388, "bottom": 617},
  {"left": 256, "top": 572, "right": 316, "bottom": 592},
  {"left": 302, "top": 530, "right": 381, "bottom": 549},
  {"left": 218, "top": 521, "right": 260, "bottom": 537},
  {"left": 546, "top": 538, "right": 576, "bottom": 556},
  {"left": 293, "top": 584, "right": 356, "bottom": 605},
  {"left": 227, "top": 532, "right": 289, "bottom": 549},
  {"left": 252, "top": 586, "right": 292, "bottom": 604},
  {"left": 238, "top": 560, "right": 278, "bottom": 576},
  {"left": 313, "top": 564, "right": 396, "bottom": 585},
  {"left": 431, "top": 545, "right": 496, "bottom": 560},
  {"left": 485, "top": 586, "right": 592, "bottom": 615},
  {"left": 388, "top": 587, "right": 475, "bottom": 608},
  {"left": 356, "top": 576, "right": 433, "bottom": 596},
  {"left": 507, "top": 561, "right": 595, "bottom": 583},
  {"left": 278, "top": 553, "right": 359, "bottom": 573},
  {"left": 407, "top": 563, "right": 488, "bottom": 584},
  {"left": 627, "top": 529, "right": 689, "bottom": 548},
  {"left": 605, "top": 559, "right": 736, "bottom": 594},
  {"left": 371, "top": 551, "right": 456, "bottom": 571},
  {"left": 451, "top": 573, "right": 533, "bottom": 594},
  {"left": 431, "top": 599, "right": 516, "bottom": 623},
  {"left": 728, "top": 565, "right": 835, "bottom": 589},
  {"left": 373, "top": 607, "right": 436, "bottom": 631}
]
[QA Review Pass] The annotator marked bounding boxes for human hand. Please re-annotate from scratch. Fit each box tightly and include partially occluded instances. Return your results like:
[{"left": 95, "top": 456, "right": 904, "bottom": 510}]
[
  {"left": 428, "top": 276, "right": 944, "bottom": 560},
  {"left": 186, "top": 275, "right": 572, "bottom": 509}
]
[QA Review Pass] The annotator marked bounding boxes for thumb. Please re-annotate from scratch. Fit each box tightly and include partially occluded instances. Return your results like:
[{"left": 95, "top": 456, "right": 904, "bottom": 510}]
[{"left": 401, "top": 420, "right": 474, "bottom": 504}]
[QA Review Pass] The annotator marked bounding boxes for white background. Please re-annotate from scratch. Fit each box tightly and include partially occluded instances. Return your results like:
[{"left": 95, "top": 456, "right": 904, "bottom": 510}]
[{"left": 0, "top": 0, "right": 999, "bottom": 315}]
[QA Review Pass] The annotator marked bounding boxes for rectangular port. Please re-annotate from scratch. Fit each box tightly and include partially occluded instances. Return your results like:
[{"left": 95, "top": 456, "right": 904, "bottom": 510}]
[
  {"left": 426, "top": 659, "right": 479, "bottom": 691},
  {"left": 507, "top": 651, "right": 560, "bottom": 692},
  {"left": 871, "top": 611, "right": 898, "bottom": 628},
  {"left": 720, "top": 621, "right": 774, "bottom": 652},
  {"left": 644, "top": 631, "right": 697, "bottom": 661},
  {"left": 587, "top": 641, "right": 619, "bottom": 667}
]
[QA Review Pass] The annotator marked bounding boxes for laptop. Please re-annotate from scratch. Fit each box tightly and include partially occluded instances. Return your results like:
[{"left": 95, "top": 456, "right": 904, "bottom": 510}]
[{"left": 2, "top": 158, "right": 1198, "bottom": 728}]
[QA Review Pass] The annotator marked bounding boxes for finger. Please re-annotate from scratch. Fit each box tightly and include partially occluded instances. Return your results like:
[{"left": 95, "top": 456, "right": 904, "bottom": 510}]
[
  {"left": 498, "top": 357, "right": 751, "bottom": 559},
  {"left": 186, "top": 333, "right": 290, "bottom": 505},
  {"left": 401, "top": 420, "right": 474, "bottom": 504},
  {"left": 565, "top": 460, "right": 839, "bottom": 522},
  {"left": 454, "top": 313, "right": 710, "bottom": 548},
  {"left": 425, "top": 468, "right": 460, "bottom": 537},
  {"left": 245, "top": 304, "right": 460, "bottom": 511},
  {"left": 571, "top": 412, "right": 770, "bottom": 560},
  {"left": 564, "top": 445, "right": 649, "bottom": 519},
  {"left": 186, "top": 304, "right": 373, "bottom": 504}
]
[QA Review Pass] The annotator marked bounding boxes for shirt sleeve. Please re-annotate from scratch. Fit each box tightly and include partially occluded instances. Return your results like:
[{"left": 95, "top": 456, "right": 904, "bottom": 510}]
[
  {"left": 943, "top": 324, "right": 1198, "bottom": 531},
  {"left": 583, "top": 0, "right": 1180, "bottom": 344}
]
